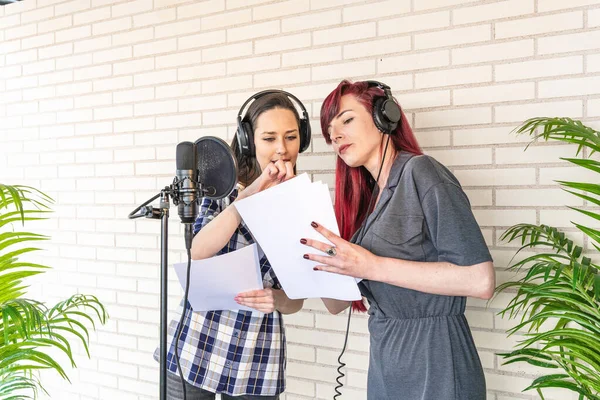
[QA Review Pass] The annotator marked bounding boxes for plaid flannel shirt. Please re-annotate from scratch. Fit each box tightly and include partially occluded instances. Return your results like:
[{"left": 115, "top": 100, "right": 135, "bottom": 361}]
[{"left": 164, "top": 189, "right": 286, "bottom": 396}]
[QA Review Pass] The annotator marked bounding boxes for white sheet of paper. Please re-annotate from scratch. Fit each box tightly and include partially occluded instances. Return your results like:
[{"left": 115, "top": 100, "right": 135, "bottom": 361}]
[
  {"left": 234, "top": 174, "right": 361, "bottom": 301},
  {"left": 173, "top": 243, "right": 264, "bottom": 312}
]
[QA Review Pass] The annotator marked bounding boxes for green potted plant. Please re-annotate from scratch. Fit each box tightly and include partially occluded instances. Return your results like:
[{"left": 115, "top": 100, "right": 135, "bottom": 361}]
[
  {"left": 496, "top": 118, "right": 600, "bottom": 400},
  {"left": 0, "top": 184, "right": 108, "bottom": 399}
]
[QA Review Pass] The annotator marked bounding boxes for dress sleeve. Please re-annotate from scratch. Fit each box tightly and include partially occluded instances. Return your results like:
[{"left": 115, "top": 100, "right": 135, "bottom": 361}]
[{"left": 421, "top": 182, "right": 492, "bottom": 266}]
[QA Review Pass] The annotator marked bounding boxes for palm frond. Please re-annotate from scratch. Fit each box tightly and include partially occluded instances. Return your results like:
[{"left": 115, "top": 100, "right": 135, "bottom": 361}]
[
  {"left": 514, "top": 117, "right": 600, "bottom": 155},
  {"left": 0, "top": 371, "right": 47, "bottom": 400},
  {"left": 0, "top": 184, "right": 107, "bottom": 400},
  {"left": 562, "top": 157, "right": 600, "bottom": 174},
  {"left": 498, "top": 117, "right": 600, "bottom": 400},
  {"left": 0, "top": 185, "right": 53, "bottom": 226}
]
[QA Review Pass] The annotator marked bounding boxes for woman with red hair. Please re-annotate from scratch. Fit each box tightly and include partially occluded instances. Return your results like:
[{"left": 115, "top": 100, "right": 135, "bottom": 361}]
[{"left": 301, "top": 80, "right": 495, "bottom": 399}]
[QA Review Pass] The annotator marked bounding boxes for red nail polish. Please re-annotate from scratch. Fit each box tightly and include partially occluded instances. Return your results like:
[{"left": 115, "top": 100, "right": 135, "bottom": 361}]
[
  {"left": 311, "top": 221, "right": 318, "bottom": 228},
  {"left": 313, "top": 267, "right": 318, "bottom": 271},
  {"left": 303, "top": 254, "right": 309, "bottom": 259},
  {"left": 300, "top": 238, "right": 307, "bottom": 244}
]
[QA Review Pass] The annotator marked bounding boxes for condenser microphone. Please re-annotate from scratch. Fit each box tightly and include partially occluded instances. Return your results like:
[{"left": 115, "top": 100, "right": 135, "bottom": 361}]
[{"left": 175, "top": 141, "right": 198, "bottom": 225}]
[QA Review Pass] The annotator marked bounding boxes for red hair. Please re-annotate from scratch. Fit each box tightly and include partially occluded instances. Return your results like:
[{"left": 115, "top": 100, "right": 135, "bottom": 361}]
[{"left": 320, "top": 80, "right": 423, "bottom": 312}]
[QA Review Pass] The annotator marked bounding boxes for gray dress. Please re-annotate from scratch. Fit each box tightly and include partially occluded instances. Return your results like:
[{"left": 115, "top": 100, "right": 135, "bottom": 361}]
[{"left": 354, "top": 152, "right": 492, "bottom": 400}]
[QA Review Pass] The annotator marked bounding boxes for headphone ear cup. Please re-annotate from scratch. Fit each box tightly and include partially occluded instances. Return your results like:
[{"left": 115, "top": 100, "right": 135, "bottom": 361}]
[
  {"left": 299, "top": 118, "right": 311, "bottom": 153},
  {"left": 236, "top": 120, "right": 255, "bottom": 157},
  {"left": 382, "top": 99, "right": 401, "bottom": 132},
  {"left": 372, "top": 96, "right": 390, "bottom": 134},
  {"left": 243, "top": 121, "right": 255, "bottom": 156}
]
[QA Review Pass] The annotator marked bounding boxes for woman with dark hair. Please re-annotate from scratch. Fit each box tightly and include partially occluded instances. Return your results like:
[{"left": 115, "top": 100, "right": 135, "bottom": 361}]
[
  {"left": 301, "top": 80, "right": 495, "bottom": 400},
  {"left": 160, "top": 91, "right": 310, "bottom": 400}
]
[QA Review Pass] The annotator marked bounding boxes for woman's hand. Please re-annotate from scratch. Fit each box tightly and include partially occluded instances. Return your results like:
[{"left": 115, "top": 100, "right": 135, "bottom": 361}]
[
  {"left": 301, "top": 221, "right": 380, "bottom": 281},
  {"left": 238, "top": 160, "right": 294, "bottom": 200},
  {"left": 235, "top": 288, "right": 279, "bottom": 313}
]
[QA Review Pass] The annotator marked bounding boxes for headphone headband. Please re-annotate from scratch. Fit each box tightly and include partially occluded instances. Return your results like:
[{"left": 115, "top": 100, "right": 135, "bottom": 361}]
[
  {"left": 236, "top": 89, "right": 311, "bottom": 157},
  {"left": 237, "top": 89, "right": 308, "bottom": 123}
]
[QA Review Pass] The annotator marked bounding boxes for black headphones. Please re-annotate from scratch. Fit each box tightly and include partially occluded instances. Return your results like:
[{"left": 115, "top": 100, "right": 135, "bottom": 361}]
[
  {"left": 236, "top": 90, "right": 311, "bottom": 157},
  {"left": 366, "top": 80, "right": 402, "bottom": 135}
]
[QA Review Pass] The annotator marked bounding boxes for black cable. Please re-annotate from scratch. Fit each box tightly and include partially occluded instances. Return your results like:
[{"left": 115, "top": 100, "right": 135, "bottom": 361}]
[
  {"left": 333, "top": 134, "right": 392, "bottom": 399},
  {"left": 127, "top": 192, "right": 161, "bottom": 219},
  {"left": 174, "top": 246, "right": 193, "bottom": 400},
  {"left": 354, "top": 134, "right": 392, "bottom": 245},
  {"left": 333, "top": 306, "right": 352, "bottom": 399}
]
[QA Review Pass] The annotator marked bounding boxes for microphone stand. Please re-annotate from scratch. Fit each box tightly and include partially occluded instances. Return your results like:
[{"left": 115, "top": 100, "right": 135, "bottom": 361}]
[
  {"left": 127, "top": 136, "right": 235, "bottom": 400},
  {"left": 128, "top": 181, "right": 193, "bottom": 400}
]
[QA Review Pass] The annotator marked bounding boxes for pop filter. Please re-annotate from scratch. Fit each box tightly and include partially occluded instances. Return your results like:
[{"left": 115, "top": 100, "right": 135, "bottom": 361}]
[{"left": 195, "top": 136, "right": 238, "bottom": 200}]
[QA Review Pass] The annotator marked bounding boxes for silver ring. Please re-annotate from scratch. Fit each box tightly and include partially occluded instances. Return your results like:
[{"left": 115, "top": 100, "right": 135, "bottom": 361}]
[{"left": 326, "top": 247, "right": 337, "bottom": 257}]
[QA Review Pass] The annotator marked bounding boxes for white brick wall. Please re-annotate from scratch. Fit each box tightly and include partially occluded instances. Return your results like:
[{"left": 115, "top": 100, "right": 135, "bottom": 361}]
[{"left": 1, "top": 1, "right": 599, "bottom": 399}]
